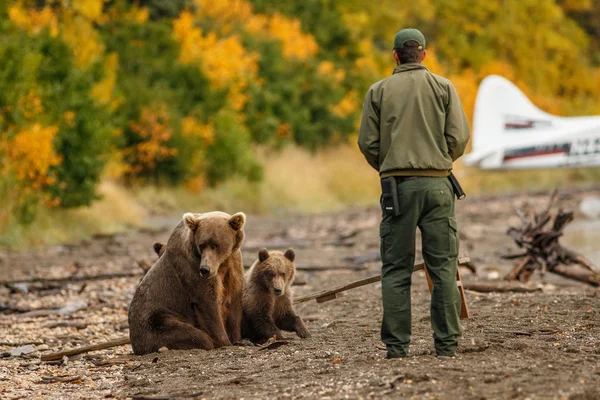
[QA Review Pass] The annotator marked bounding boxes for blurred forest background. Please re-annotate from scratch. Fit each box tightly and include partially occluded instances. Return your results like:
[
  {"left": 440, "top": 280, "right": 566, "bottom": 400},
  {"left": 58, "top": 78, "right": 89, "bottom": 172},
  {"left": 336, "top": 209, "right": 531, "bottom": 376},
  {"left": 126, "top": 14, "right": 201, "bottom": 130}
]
[{"left": 1, "top": 0, "right": 600, "bottom": 246}]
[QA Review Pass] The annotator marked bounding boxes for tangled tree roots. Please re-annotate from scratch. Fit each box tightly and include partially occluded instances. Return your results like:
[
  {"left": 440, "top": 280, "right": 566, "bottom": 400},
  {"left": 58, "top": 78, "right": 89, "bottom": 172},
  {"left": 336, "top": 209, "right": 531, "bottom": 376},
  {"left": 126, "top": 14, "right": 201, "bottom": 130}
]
[{"left": 505, "top": 190, "right": 600, "bottom": 287}]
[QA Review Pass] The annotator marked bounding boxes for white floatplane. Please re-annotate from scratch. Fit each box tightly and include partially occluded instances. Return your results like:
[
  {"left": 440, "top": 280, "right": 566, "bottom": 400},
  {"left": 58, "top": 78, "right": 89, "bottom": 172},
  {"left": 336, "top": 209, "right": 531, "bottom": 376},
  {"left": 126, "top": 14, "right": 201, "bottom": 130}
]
[{"left": 462, "top": 75, "right": 600, "bottom": 170}]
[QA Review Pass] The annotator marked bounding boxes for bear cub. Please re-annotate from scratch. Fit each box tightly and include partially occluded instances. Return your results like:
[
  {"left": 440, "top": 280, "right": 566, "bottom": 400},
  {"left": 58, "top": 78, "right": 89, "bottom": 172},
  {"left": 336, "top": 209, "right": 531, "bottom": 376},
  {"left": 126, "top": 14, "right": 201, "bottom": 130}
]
[{"left": 242, "top": 248, "right": 310, "bottom": 343}]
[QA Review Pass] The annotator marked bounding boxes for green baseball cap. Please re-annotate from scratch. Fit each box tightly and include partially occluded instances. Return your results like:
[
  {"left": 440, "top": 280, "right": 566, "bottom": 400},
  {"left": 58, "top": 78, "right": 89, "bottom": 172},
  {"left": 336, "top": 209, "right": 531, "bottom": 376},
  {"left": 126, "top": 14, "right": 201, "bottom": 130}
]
[{"left": 393, "top": 28, "right": 426, "bottom": 50}]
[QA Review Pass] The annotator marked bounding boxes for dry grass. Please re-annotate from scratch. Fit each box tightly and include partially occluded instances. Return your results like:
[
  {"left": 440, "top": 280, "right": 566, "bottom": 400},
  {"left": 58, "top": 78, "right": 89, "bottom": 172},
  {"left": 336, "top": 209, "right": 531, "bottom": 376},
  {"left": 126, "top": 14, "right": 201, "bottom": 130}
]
[
  {"left": 0, "top": 181, "right": 146, "bottom": 248},
  {"left": 131, "top": 144, "right": 381, "bottom": 216}
]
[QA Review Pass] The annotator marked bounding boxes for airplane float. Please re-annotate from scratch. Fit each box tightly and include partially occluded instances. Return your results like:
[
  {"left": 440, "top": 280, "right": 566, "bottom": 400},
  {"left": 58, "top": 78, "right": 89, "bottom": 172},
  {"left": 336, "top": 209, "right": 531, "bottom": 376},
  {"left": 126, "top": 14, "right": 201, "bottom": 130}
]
[{"left": 462, "top": 75, "right": 600, "bottom": 170}]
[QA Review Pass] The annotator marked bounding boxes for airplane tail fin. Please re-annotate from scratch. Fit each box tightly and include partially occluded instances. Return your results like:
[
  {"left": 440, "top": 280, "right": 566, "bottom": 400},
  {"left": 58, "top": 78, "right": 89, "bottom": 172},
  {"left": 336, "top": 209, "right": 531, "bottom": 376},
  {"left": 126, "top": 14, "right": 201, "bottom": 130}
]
[{"left": 465, "top": 75, "right": 555, "bottom": 165}]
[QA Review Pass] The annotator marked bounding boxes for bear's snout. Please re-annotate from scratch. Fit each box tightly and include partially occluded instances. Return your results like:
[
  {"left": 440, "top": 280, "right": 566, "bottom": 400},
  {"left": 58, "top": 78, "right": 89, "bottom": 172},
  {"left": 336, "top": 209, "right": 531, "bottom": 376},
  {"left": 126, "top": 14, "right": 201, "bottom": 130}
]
[
  {"left": 199, "top": 264, "right": 211, "bottom": 276},
  {"left": 274, "top": 287, "right": 283, "bottom": 296}
]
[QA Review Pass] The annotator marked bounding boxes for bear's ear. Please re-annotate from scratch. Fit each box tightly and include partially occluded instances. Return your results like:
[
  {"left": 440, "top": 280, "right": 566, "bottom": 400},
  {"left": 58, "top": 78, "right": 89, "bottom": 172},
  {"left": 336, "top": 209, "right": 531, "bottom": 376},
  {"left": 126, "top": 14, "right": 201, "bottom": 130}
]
[
  {"left": 258, "top": 248, "right": 269, "bottom": 262},
  {"left": 183, "top": 213, "right": 199, "bottom": 231},
  {"left": 284, "top": 248, "right": 295, "bottom": 262},
  {"left": 229, "top": 212, "right": 246, "bottom": 231},
  {"left": 153, "top": 242, "right": 165, "bottom": 257}
]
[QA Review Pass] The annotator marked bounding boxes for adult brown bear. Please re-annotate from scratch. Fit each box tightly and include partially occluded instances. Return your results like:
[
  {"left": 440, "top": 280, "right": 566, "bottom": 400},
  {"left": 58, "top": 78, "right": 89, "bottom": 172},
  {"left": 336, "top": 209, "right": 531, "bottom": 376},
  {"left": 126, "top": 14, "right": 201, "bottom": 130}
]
[{"left": 128, "top": 211, "right": 246, "bottom": 355}]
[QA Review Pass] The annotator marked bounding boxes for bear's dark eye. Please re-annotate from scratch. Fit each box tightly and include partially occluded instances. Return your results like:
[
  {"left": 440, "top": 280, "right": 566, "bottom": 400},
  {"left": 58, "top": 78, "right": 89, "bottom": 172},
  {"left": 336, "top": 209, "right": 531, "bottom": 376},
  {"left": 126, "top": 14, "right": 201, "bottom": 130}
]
[
  {"left": 281, "top": 273, "right": 286, "bottom": 278},
  {"left": 212, "top": 243, "right": 219, "bottom": 250}
]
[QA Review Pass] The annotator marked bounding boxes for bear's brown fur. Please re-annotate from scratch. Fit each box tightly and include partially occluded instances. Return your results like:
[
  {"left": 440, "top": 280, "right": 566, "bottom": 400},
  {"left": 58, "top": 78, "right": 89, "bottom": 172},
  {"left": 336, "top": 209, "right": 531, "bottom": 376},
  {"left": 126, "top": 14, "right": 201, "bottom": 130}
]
[
  {"left": 128, "top": 211, "right": 246, "bottom": 355},
  {"left": 152, "top": 227, "right": 245, "bottom": 344},
  {"left": 242, "top": 248, "right": 310, "bottom": 343}
]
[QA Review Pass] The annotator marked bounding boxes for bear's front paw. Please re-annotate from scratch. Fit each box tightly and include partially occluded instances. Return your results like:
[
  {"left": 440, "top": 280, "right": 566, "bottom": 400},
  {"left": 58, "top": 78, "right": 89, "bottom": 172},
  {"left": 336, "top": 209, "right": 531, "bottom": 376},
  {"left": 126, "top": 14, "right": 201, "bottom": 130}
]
[
  {"left": 296, "top": 327, "right": 311, "bottom": 339},
  {"left": 214, "top": 336, "right": 233, "bottom": 348}
]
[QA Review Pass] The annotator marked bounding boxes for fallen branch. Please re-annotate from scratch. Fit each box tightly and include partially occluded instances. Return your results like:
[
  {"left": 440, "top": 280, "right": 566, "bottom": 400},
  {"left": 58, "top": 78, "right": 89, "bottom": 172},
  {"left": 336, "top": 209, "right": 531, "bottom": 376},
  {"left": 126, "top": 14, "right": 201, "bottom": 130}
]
[
  {"left": 293, "top": 256, "right": 471, "bottom": 304},
  {"left": 485, "top": 328, "right": 561, "bottom": 336},
  {"left": 44, "top": 321, "right": 88, "bottom": 330},
  {"left": 462, "top": 281, "right": 542, "bottom": 293},
  {"left": 501, "top": 252, "right": 529, "bottom": 260},
  {"left": 257, "top": 337, "right": 290, "bottom": 351},
  {"left": 38, "top": 375, "right": 82, "bottom": 384},
  {"left": 132, "top": 392, "right": 205, "bottom": 400},
  {"left": 2, "top": 271, "right": 142, "bottom": 286},
  {"left": 551, "top": 264, "right": 600, "bottom": 287},
  {"left": 18, "top": 300, "right": 88, "bottom": 318},
  {"left": 92, "top": 356, "right": 136, "bottom": 367},
  {"left": 41, "top": 337, "right": 131, "bottom": 362}
]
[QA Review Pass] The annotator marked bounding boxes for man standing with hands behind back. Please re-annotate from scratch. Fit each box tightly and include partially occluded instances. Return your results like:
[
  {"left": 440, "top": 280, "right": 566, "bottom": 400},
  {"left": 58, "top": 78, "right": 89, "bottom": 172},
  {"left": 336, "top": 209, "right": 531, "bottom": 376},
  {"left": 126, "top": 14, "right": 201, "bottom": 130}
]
[{"left": 358, "top": 28, "right": 470, "bottom": 359}]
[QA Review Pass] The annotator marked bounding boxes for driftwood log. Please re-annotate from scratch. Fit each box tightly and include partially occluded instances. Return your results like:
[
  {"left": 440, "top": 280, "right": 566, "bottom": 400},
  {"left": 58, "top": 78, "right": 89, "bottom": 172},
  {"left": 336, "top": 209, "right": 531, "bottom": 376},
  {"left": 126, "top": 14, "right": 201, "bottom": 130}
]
[
  {"left": 506, "top": 190, "right": 600, "bottom": 286},
  {"left": 462, "top": 281, "right": 542, "bottom": 293},
  {"left": 41, "top": 337, "right": 131, "bottom": 362},
  {"left": 293, "top": 256, "right": 472, "bottom": 304}
]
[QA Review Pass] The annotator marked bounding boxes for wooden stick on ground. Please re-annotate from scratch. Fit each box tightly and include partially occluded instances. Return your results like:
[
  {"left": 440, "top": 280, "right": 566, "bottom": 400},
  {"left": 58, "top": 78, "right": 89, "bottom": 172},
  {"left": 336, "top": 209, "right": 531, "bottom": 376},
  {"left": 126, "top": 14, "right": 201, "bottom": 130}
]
[
  {"left": 41, "top": 337, "right": 131, "bottom": 362},
  {"left": 462, "top": 281, "right": 542, "bottom": 293},
  {"left": 2, "top": 271, "right": 143, "bottom": 286},
  {"left": 293, "top": 256, "right": 472, "bottom": 305}
]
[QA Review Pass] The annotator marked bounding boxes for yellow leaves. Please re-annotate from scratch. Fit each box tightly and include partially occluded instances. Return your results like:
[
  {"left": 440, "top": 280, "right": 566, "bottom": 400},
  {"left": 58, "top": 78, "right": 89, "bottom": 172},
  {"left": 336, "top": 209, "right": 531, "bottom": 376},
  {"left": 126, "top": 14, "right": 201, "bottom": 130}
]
[
  {"left": 172, "top": 11, "right": 198, "bottom": 62},
  {"left": 174, "top": 0, "right": 320, "bottom": 112},
  {"left": 423, "top": 48, "right": 447, "bottom": 76},
  {"left": 18, "top": 90, "right": 44, "bottom": 121},
  {"left": 72, "top": 0, "right": 105, "bottom": 22},
  {"left": 91, "top": 53, "right": 119, "bottom": 108},
  {"left": 340, "top": 11, "right": 369, "bottom": 39},
  {"left": 561, "top": 0, "right": 592, "bottom": 11},
  {"left": 317, "top": 61, "right": 345, "bottom": 85},
  {"left": 191, "top": 0, "right": 320, "bottom": 60},
  {"left": 267, "top": 13, "right": 318, "bottom": 60},
  {"left": 478, "top": 61, "right": 516, "bottom": 83},
  {"left": 6, "top": 124, "right": 62, "bottom": 191},
  {"left": 317, "top": 61, "right": 335, "bottom": 76},
  {"left": 125, "top": 105, "right": 177, "bottom": 175},
  {"left": 62, "top": 13, "right": 105, "bottom": 69},
  {"left": 245, "top": 14, "right": 269, "bottom": 35},
  {"left": 448, "top": 69, "right": 478, "bottom": 123},
  {"left": 205, "top": 34, "right": 258, "bottom": 88},
  {"left": 9, "top": 1, "right": 106, "bottom": 69},
  {"left": 63, "top": 111, "right": 76, "bottom": 127},
  {"left": 245, "top": 12, "right": 320, "bottom": 60},
  {"left": 124, "top": 6, "right": 149, "bottom": 24},
  {"left": 182, "top": 116, "right": 215, "bottom": 144},
  {"left": 173, "top": 12, "right": 259, "bottom": 111},
  {"left": 194, "top": 0, "right": 253, "bottom": 34},
  {"left": 330, "top": 91, "right": 359, "bottom": 118},
  {"left": 8, "top": 2, "right": 59, "bottom": 37},
  {"left": 354, "top": 40, "right": 385, "bottom": 79}
]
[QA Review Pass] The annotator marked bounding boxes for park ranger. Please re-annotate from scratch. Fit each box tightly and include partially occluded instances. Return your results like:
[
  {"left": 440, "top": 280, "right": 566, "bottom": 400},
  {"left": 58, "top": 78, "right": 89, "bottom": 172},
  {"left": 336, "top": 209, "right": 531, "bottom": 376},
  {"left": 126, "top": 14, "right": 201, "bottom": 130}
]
[{"left": 358, "top": 28, "right": 470, "bottom": 359}]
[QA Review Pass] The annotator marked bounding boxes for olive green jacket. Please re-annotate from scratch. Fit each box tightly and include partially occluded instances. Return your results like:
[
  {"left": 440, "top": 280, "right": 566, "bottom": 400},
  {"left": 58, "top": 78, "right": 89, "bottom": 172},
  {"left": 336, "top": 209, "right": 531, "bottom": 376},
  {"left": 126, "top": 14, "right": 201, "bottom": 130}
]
[{"left": 358, "top": 63, "right": 470, "bottom": 177}]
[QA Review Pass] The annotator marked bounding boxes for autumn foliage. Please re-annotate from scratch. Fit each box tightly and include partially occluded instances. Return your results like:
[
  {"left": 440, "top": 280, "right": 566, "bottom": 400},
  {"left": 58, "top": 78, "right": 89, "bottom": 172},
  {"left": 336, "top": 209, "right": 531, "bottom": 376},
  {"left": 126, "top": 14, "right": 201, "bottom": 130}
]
[{"left": 1, "top": 0, "right": 599, "bottom": 224}]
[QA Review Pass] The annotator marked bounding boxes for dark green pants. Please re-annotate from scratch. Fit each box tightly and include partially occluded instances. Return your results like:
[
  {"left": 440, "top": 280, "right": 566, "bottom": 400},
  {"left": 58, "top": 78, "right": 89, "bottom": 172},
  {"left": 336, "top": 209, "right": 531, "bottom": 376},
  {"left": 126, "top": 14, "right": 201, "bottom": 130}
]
[{"left": 379, "top": 177, "right": 462, "bottom": 357}]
